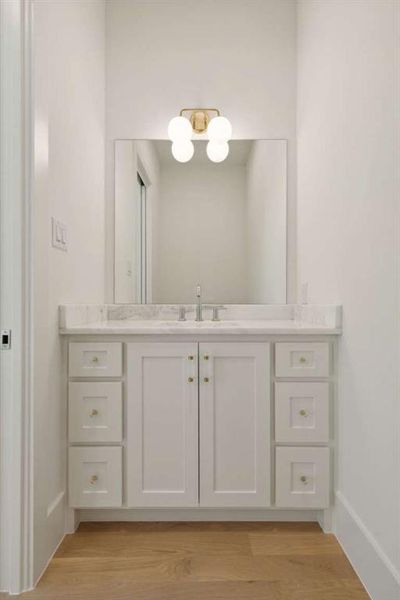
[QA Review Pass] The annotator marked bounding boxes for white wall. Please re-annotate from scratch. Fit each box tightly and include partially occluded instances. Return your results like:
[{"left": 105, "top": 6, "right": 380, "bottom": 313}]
[
  {"left": 155, "top": 163, "right": 247, "bottom": 303},
  {"left": 105, "top": 0, "right": 297, "bottom": 302},
  {"left": 297, "top": 1, "right": 400, "bottom": 598},
  {"left": 33, "top": 0, "right": 105, "bottom": 581},
  {"left": 246, "top": 140, "right": 287, "bottom": 303}
]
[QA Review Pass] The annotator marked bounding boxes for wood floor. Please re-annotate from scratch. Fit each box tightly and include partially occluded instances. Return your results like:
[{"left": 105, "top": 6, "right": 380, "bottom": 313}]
[{"left": 11, "top": 522, "right": 369, "bottom": 600}]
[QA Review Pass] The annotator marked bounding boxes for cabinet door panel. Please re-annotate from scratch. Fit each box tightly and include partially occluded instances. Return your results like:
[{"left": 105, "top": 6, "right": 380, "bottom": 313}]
[
  {"left": 199, "top": 343, "right": 270, "bottom": 507},
  {"left": 275, "top": 446, "right": 330, "bottom": 508},
  {"left": 275, "top": 382, "right": 330, "bottom": 443},
  {"left": 68, "top": 382, "right": 122, "bottom": 443},
  {"left": 69, "top": 446, "right": 122, "bottom": 508},
  {"left": 275, "top": 343, "right": 330, "bottom": 378},
  {"left": 69, "top": 342, "right": 122, "bottom": 377},
  {"left": 127, "top": 343, "right": 198, "bottom": 507}
]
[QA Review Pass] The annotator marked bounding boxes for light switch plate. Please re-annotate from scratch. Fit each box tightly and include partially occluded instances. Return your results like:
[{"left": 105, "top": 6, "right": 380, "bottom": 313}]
[{"left": 52, "top": 217, "right": 67, "bottom": 251}]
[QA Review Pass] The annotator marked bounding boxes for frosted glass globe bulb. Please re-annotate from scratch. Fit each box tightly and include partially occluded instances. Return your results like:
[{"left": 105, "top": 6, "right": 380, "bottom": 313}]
[
  {"left": 171, "top": 140, "right": 194, "bottom": 163},
  {"left": 206, "top": 141, "right": 229, "bottom": 163},
  {"left": 207, "top": 116, "right": 232, "bottom": 141},
  {"left": 168, "top": 116, "right": 192, "bottom": 142}
]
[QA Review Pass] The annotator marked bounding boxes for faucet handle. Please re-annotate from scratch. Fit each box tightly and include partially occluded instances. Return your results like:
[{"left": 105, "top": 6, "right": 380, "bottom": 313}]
[{"left": 204, "top": 305, "right": 227, "bottom": 322}]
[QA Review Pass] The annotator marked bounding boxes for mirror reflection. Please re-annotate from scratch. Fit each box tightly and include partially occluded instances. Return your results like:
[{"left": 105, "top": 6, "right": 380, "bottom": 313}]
[{"left": 114, "top": 140, "right": 287, "bottom": 304}]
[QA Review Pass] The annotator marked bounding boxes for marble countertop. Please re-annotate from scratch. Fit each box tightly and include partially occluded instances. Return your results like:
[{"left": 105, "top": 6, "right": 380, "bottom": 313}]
[
  {"left": 59, "top": 318, "right": 341, "bottom": 336},
  {"left": 59, "top": 304, "right": 342, "bottom": 335}
]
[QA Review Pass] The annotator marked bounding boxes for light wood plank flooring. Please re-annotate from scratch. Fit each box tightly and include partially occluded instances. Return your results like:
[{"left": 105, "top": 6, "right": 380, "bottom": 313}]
[{"left": 9, "top": 522, "right": 369, "bottom": 599}]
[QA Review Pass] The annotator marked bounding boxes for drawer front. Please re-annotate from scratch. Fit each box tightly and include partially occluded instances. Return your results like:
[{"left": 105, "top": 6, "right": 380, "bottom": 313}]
[
  {"left": 69, "top": 342, "right": 122, "bottom": 378},
  {"left": 275, "top": 382, "right": 329, "bottom": 443},
  {"left": 275, "top": 343, "right": 330, "bottom": 378},
  {"left": 68, "top": 446, "right": 122, "bottom": 508},
  {"left": 275, "top": 446, "right": 330, "bottom": 508},
  {"left": 69, "top": 382, "right": 123, "bottom": 443}
]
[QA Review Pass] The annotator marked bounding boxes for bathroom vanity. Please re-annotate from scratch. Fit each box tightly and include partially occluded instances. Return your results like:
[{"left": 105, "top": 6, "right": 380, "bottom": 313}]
[
  {"left": 58, "top": 139, "right": 342, "bottom": 526},
  {"left": 61, "top": 304, "right": 341, "bottom": 526}
]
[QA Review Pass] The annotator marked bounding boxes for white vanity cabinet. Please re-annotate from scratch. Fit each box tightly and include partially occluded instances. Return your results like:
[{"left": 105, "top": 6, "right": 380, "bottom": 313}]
[{"left": 66, "top": 334, "right": 336, "bottom": 515}]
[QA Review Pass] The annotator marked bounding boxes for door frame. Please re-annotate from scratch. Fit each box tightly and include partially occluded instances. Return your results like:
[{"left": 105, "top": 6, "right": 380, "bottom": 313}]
[{"left": 0, "top": 0, "right": 34, "bottom": 593}]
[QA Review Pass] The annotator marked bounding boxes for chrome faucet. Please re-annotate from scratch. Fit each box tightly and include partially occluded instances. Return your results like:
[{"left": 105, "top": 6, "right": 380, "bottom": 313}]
[{"left": 195, "top": 284, "right": 203, "bottom": 322}]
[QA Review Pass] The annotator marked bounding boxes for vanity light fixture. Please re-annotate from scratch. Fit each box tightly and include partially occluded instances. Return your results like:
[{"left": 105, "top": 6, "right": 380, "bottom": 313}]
[{"left": 168, "top": 108, "right": 232, "bottom": 163}]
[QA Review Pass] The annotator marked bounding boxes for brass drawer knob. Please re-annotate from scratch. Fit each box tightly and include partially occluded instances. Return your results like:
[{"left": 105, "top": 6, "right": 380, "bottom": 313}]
[
  {"left": 203, "top": 377, "right": 210, "bottom": 383},
  {"left": 90, "top": 409, "right": 99, "bottom": 417},
  {"left": 188, "top": 377, "right": 194, "bottom": 383},
  {"left": 204, "top": 355, "right": 209, "bottom": 360},
  {"left": 91, "top": 356, "right": 99, "bottom": 363},
  {"left": 299, "top": 357, "right": 307, "bottom": 364},
  {"left": 188, "top": 355, "right": 194, "bottom": 361},
  {"left": 300, "top": 475, "right": 308, "bottom": 484},
  {"left": 299, "top": 409, "right": 308, "bottom": 417},
  {"left": 90, "top": 475, "right": 98, "bottom": 484}
]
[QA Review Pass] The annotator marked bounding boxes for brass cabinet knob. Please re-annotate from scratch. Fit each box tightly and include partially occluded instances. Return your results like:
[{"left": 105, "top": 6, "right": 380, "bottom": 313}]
[
  {"left": 188, "top": 377, "right": 194, "bottom": 383},
  {"left": 90, "top": 409, "right": 99, "bottom": 417},
  {"left": 204, "top": 355, "right": 209, "bottom": 360},
  {"left": 91, "top": 356, "right": 99, "bottom": 363},
  {"left": 203, "top": 377, "right": 210, "bottom": 383},
  {"left": 90, "top": 475, "right": 98, "bottom": 484},
  {"left": 299, "top": 409, "right": 308, "bottom": 417},
  {"left": 299, "top": 356, "right": 307, "bottom": 364},
  {"left": 188, "top": 355, "right": 194, "bottom": 361},
  {"left": 300, "top": 475, "right": 308, "bottom": 484}
]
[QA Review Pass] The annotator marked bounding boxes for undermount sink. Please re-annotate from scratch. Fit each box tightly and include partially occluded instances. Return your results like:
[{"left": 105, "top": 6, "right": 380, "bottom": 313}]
[{"left": 158, "top": 320, "right": 240, "bottom": 327}]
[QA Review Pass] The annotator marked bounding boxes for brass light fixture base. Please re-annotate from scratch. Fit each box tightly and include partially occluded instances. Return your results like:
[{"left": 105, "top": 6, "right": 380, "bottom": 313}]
[
  {"left": 179, "top": 108, "right": 220, "bottom": 134},
  {"left": 190, "top": 110, "right": 209, "bottom": 134}
]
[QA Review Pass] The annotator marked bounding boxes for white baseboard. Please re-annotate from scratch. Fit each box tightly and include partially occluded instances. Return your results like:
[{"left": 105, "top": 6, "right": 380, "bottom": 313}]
[
  {"left": 317, "top": 508, "right": 333, "bottom": 533},
  {"left": 32, "top": 490, "right": 66, "bottom": 591},
  {"left": 31, "top": 531, "right": 65, "bottom": 594},
  {"left": 78, "top": 508, "right": 319, "bottom": 522},
  {"left": 65, "top": 507, "right": 80, "bottom": 534},
  {"left": 46, "top": 490, "right": 65, "bottom": 519},
  {"left": 335, "top": 492, "right": 400, "bottom": 600}
]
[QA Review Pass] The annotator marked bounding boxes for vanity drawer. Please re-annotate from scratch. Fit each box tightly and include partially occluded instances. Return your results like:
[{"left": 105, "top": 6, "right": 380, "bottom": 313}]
[
  {"left": 69, "top": 342, "right": 122, "bottom": 378},
  {"left": 275, "top": 343, "right": 330, "bottom": 378},
  {"left": 69, "top": 382, "right": 123, "bottom": 443},
  {"left": 275, "top": 446, "right": 330, "bottom": 508},
  {"left": 68, "top": 446, "right": 122, "bottom": 508},
  {"left": 275, "top": 382, "right": 329, "bottom": 443}
]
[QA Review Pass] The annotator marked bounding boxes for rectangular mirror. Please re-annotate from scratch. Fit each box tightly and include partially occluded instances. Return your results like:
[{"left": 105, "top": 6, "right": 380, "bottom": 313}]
[{"left": 114, "top": 139, "right": 287, "bottom": 304}]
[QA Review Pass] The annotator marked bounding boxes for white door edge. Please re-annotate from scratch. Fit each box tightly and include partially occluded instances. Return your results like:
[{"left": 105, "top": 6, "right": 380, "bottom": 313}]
[{"left": 0, "top": 0, "right": 34, "bottom": 593}]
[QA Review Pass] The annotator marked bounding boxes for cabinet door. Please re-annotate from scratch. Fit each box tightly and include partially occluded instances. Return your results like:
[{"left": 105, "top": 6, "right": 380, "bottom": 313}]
[
  {"left": 275, "top": 446, "right": 330, "bottom": 508},
  {"left": 69, "top": 342, "right": 122, "bottom": 378},
  {"left": 127, "top": 343, "right": 198, "bottom": 507},
  {"left": 69, "top": 382, "right": 122, "bottom": 443},
  {"left": 275, "top": 343, "right": 330, "bottom": 378},
  {"left": 275, "top": 382, "right": 330, "bottom": 443},
  {"left": 69, "top": 446, "right": 122, "bottom": 508},
  {"left": 199, "top": 342, "right": 270, "bottom": 507}
]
